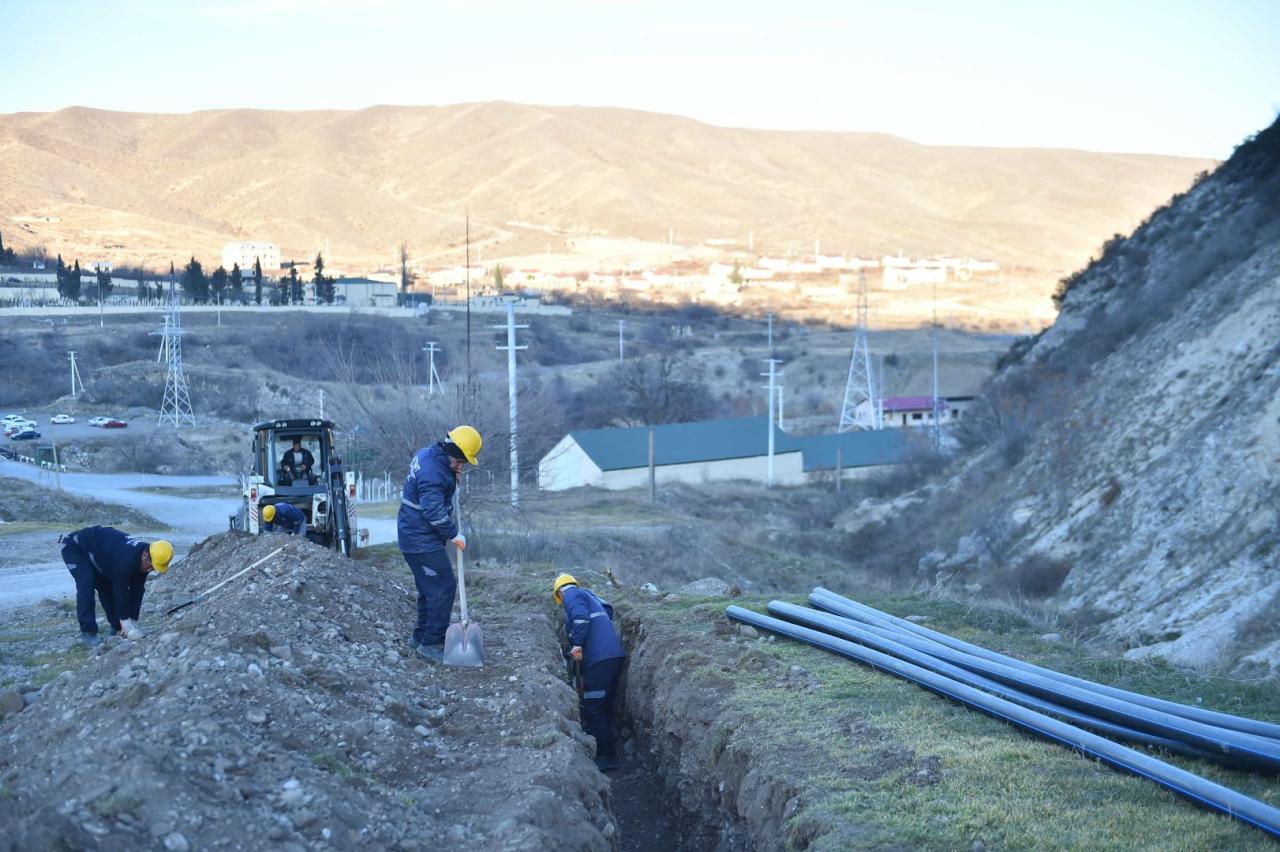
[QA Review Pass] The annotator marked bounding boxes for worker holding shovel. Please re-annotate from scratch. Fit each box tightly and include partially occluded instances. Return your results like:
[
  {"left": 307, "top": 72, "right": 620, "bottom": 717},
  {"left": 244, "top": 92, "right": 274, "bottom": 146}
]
[
  {"left": 59, "top": 526, "right": 173, "bottom": 647},
  {"left": 397, "top": 426, "right": 482, "bottom": 663},
  {"left": 554, "top": 574, "right": 626, "bottom": 771}
]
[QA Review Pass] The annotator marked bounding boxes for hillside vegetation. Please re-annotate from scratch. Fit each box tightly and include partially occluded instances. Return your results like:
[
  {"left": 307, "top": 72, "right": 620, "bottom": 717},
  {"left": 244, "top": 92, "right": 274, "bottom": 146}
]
[
  {"left": 0, "top": 103, "right": 1210, "bottom": 274},
  {"left": 842, "top": 117, "right": 1280, "bottom": 678}
]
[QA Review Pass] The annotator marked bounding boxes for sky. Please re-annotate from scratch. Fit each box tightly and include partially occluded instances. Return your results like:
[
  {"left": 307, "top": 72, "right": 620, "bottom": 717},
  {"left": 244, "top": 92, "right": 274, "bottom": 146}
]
[{"left": 2, "top": 0, "right": 1278, "bottom": 158}]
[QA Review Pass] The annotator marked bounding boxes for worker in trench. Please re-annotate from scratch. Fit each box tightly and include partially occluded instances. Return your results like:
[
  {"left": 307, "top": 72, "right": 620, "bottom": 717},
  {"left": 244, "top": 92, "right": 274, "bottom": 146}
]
[
  {"left": 261, "top": 502, "right": 307, "bottom": 536},
  {"left": 554, "top": 573, "right": 627, "bottom": 772},
  {"left": 58, "top": 526, "right": 173, "bottom": 647},
  {"left": 397, "top": 425, "right": 482, "bottom": 664}
]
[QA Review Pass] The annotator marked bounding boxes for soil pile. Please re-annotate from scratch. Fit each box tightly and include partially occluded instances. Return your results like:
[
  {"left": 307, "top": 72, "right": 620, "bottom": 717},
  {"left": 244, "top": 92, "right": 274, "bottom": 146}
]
[
  {"left": 0, "top": 476, "right": 160, "bottom": 528},
  {"left": 0, "top": 533, "right": 615, "bottom": 850}
]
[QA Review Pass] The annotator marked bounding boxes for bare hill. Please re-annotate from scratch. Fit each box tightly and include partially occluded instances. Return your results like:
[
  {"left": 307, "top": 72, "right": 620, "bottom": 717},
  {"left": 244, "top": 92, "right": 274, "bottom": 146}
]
[
  {"left": 0, "top": 102, "right": 1211, "bottom": 274},
  {"left": 841, "top": 117, "right": 1280, "bottom": 678}
]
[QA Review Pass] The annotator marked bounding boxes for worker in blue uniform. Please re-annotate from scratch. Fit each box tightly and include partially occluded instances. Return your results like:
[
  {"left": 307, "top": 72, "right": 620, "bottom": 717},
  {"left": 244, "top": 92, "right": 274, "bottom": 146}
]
[
  {"left": 59, "top": 526, "right": 173, "bottom": 646},
  {"left": 262, "top": 502, "right": 307, "bottom": 536},
  {"left": 554, "top": 573, "right": 626, "bottom": 771},
  {"left": 397, "top": 426, "right": 482, "bottom": 663}
]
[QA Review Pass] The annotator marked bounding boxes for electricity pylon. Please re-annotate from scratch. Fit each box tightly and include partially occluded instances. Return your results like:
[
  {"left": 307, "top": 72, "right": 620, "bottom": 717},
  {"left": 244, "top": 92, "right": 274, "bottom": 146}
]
[{"left": 838, "top": 270, "right": 881, "bottom": 431}]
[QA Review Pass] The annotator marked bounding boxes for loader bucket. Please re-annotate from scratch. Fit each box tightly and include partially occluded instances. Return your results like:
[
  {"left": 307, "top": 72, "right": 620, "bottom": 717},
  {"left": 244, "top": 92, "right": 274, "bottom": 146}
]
[{"left": 443, "top": 620, "right": 484, "bottom": 667}]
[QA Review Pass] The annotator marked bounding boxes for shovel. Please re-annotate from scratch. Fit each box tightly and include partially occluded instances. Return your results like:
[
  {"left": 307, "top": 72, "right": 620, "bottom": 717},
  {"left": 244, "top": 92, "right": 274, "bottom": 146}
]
[
  {"left": 165, "top": 547, "right": 284, "bottom": 614},
  {"left": 443, "top": 494, "right": 484, "bottom": 667}
]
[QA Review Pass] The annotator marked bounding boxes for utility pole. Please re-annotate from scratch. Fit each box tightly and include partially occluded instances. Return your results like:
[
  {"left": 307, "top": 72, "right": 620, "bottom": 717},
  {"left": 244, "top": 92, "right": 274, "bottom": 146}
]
[
  {"left": 98, "top": 274, "right": 104, "bottom": 328},
  {"left": 423, "top": 341, "right": 444, "bottom": 395},
  {"left": 767, "top": 312, "right": 773, "bottom": 353},
  {"left": 152, "top": 288, "right": 195, "bottom": 427},
  {"left": 318, "top": 388, "right": 324, "bottom": 420},
  {"left": 67, "top": 350, "right": 85, "bottom": 398},
  {"left": 617, "top": 319, "right": 625, "bottom": 361},
  {"left": 760, "top": 358, "right": 783, "bottom": 487},
  {"left": 777, "top": 384, "right": 785, "bottom": 430},
  {"left": 648, "top": 426, "right": 656, "bottom": 504},
  {"left": 493, "top": 301, "right": 529, "bottom": 507},
  {"left": 465, "top": 210, "right": 472, "bottom": 389},
  {"left": 838, "top": 269, "right": 880, "bottom": 431},
  {"left": 932, "top": 278, "right": 941, "bottom": 453}
]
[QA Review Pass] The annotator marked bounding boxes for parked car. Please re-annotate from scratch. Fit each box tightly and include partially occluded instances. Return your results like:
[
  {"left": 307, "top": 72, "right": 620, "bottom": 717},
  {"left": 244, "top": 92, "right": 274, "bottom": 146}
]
[
  {"left": 50, "top": 414, "right": 76, "bottom": 424},
  {"left": 103, "top": 419, "right": 128, "bottom": 429},
  {"left": 88, "top": 416, "right": 110, "bottom": 427},
  {"left": 3, "top": 420, "right": 34, "bottom": 435},
  {"left": 1, "top": 415, "right": 29, "bottom": 428},
  {"left": 10, "top": 429, "right": 41, "bottom": 441}
]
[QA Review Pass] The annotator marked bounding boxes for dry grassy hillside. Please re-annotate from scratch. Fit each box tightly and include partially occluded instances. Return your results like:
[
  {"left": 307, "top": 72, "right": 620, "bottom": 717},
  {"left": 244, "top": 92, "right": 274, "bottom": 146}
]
[{"left": 0, "top": 102, "right": 1211, "bottom": 274}]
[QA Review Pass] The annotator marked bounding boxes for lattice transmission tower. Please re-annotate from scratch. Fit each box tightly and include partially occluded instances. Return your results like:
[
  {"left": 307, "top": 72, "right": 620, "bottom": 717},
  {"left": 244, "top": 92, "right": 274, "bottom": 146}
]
[
  {"left": 838, "top": 270, "right": 881, "bottom": 431},
  {"left": 153, "top": 292, "right": 195, "bottom": 427}
]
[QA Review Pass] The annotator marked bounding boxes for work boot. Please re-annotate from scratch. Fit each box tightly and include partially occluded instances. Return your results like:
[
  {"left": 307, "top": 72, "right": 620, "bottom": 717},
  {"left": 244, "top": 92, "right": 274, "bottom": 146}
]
[
  {"left": 594, "top": 754, "right": 623, "bottom": 772},
  {"left": 79, "top": 633, "right": 101, "bottom": 648},
  {"left": 416, "top": 643, "right": 445, "bottom": 664}
]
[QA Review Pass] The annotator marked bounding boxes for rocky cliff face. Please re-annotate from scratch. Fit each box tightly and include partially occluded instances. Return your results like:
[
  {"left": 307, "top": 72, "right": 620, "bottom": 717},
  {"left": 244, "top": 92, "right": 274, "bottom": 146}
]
[{"left": 851, "top": 118, "right": 1280, "bottom": 678}]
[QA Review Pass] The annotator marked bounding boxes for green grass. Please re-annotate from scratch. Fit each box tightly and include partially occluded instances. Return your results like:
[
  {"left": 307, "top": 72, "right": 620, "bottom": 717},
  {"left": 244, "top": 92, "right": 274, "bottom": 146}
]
[
  {"left": 640, "top": 594, "right": 1280, "bottom": 851},
  {"left": 354, "top": 501, "right": 398, "bottom": 519}
]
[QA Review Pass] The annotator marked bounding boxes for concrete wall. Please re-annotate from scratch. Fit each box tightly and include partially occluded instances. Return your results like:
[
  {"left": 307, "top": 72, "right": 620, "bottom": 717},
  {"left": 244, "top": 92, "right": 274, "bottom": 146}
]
[{"left": 538, "top": 436, "right": 605, "bottom": 491}]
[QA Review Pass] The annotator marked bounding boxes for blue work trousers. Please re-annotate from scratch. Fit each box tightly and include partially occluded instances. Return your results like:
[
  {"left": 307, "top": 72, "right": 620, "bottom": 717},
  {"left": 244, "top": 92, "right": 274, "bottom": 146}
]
[
  {"left": 61, "top": 542, "right": 106, "bottom": 635},
  {"left": 403, "top": 549, "right": 455, "bottom": 647},
  {"left": 581, "top": 657, "right": 624, "bottom": 758}
]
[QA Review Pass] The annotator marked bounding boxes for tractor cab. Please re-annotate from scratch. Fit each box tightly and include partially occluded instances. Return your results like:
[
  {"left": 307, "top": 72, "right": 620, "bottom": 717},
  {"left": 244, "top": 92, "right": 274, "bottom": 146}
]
[{"left": 237, "top": 418, "right": 357, "bottom": 554}]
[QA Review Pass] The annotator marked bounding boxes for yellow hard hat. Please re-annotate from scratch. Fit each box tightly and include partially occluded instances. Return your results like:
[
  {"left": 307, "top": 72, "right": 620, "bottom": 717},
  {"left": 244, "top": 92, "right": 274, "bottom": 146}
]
[
  {"left": 447, "top": 425, "right": 483, "bottom": 465},
  {"left": 149, "top": 540, "right": 174, "bottom": 574},
  {"left": 262, "top": 505, "right": 277, "bottom": 523},
  {"left": 553, "top": 573, "right": 578, "bottom": 604}
]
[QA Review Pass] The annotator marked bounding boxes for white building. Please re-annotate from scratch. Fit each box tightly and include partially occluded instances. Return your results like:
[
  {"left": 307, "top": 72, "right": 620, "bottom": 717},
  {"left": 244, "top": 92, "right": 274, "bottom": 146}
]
[
  {"left": 222, "top": 241, "right": 280, "bottom": 275},
  {"left": 537, "top": 416, "right": 910, "bottom": 491},
  {"left": 854, "top": 396, "right": 975, "bottom": 430},
  {"left": 883, "top": 266, "right": 947, "bottom": 288},
  {"left": 331, "top": 277, "right": 399, "bottom": 307}
]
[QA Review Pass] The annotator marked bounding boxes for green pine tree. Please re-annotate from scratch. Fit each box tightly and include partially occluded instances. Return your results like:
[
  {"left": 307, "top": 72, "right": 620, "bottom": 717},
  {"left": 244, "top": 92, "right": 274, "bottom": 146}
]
[
  {"left": 96, "top": 266, "right": 113, "bottom": 301},
  {"left": 210, "top": 265, "right": 228, "bottom": 303},
  {"left": 181, "top": 256, "right": 209, "bottom": 302},
  {"left": 229, "top": 263, "right": 244, "bottom": 300},
  {"left": 253, "top": 257, "right": 264, "bottom": 305}
]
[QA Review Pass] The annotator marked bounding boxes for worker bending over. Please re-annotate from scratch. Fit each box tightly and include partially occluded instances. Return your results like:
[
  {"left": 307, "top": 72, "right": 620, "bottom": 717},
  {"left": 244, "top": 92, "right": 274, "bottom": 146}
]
[
  {"left": 397, "top": 426, "right": 482, "bottom": 663},
  {"left": 262, "top": 502, "right": 307, "bottom": 536},
  {"left": 59, "top": 526, "right": 173, "bottom": 647},
  {"left": 555, "top": 573, "right": 626, "bottom": 771}
]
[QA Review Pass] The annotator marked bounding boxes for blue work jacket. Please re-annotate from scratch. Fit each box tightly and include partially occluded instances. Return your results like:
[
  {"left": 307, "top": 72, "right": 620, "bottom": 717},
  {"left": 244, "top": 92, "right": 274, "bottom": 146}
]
[
  {"left": 265, "top": 502, "right": 306, "bottom": 534},
  {"left": 66, "top": 525, "right": 150, "bottom": 621},
  {"left": 397, "top": 443, "right": 458, "bottom": 554},
  {"left": 562, "top": 586, "right": 625, "bottom": 665}
]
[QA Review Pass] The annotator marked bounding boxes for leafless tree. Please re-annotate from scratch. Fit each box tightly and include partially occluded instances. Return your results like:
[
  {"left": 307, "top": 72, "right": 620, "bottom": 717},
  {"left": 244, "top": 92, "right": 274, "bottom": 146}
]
[{"left": 399, "top": 242, "right": 413, "bottom": 296}]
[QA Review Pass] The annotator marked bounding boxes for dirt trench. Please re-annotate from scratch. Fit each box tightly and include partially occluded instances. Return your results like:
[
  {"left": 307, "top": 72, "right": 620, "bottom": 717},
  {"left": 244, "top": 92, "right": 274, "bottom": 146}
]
[{"left": 603, "top": 607, "right": 812, "bottom": 852}]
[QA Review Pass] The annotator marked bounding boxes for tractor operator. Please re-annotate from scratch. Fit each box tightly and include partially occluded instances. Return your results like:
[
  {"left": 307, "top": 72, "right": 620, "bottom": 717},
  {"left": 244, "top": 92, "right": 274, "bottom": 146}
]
[
  {"left": 59, "top": 526, "right": 173, "bottom": 647},
  {"left": 280, "top": 437, "right": 315, "bottom": 484},
  {"left": 397, "top": 425, "right": 482, "bottom": 663},
  {"left": 262, "top": 502, "right": 307, "bottom": 536},
  {"left": 554, "top": 573, "right": 626, "bottom": 771}
]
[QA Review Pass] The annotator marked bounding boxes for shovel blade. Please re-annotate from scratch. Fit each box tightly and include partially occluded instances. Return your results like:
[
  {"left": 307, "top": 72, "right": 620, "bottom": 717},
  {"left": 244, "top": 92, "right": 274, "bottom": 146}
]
[{"left": 443, "top": 621, "right": 484, "bottom": 667}]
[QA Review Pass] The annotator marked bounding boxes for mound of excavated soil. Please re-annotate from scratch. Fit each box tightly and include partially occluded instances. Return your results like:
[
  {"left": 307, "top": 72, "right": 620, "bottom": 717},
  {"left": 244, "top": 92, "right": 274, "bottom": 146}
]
[
  {"left": 0, "top": 533, "right": 615, "bottom": 850},
  {"left": 0, "top": 476, "right": 161, "bottom": 528}
]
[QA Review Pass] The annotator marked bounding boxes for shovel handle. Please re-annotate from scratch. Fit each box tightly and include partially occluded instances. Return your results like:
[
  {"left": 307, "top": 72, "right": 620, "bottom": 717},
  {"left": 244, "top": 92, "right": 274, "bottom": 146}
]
[
  {"left": 454, "top": 493, "right": 468, "bottom": 625},
  {"left": 196, "top": 547, "right": 284, "bottom": 600}
]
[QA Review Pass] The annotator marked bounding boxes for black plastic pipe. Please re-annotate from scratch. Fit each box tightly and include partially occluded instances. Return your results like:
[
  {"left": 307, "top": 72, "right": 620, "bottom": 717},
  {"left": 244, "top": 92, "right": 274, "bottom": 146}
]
[
  {"left": 810, "top": 588, "right": 1280, "bottom": 743},
  {"left": 766, "top": 601, "right": 1214, "bottom": 761},
  {"left": 725, "top": 605, "right": 1280, "bottom": 840},
  {"left": 799, "top": 594, "right": 1280, "bottom": 772}
]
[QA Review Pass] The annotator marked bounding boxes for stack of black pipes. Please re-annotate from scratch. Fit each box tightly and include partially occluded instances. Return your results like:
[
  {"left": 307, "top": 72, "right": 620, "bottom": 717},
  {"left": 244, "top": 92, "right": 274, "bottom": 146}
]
[{"left": 726, "top": 589, "right": 1280, "bottom": 839}]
